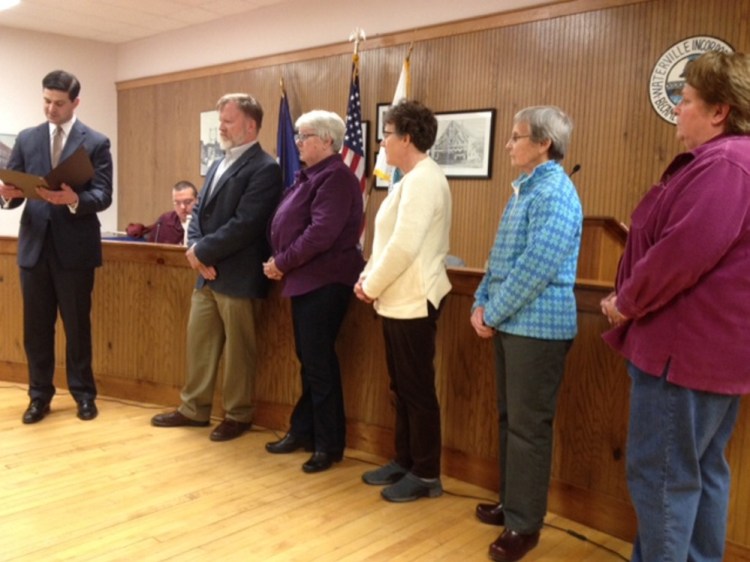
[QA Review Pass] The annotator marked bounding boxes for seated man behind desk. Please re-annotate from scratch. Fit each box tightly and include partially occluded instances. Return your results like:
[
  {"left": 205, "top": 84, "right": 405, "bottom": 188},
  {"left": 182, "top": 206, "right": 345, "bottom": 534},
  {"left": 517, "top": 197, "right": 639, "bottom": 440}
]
[{"left": 126, "top": 180, "right": 197, "bottom": 244}]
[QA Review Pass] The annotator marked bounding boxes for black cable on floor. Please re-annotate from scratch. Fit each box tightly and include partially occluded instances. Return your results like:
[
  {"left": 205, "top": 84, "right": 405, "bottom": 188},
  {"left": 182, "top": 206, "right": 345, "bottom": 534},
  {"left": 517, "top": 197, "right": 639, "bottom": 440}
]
[{"left": 441, "top": 489, "right": 629, "bottom": 561}]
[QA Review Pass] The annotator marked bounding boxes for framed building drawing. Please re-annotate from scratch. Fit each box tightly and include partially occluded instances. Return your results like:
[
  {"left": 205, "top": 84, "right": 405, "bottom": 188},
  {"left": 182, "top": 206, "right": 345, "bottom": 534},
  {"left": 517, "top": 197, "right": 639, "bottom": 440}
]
[{"left": 429, "top": 109, "right": 496, "bottom": 179}]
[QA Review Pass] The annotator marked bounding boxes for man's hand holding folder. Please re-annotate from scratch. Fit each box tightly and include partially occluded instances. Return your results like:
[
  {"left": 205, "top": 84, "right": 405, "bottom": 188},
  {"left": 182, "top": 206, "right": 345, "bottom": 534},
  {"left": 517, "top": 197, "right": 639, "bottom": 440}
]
[{"left": 0, "top": 146, "right": 94, "bottom": 204}]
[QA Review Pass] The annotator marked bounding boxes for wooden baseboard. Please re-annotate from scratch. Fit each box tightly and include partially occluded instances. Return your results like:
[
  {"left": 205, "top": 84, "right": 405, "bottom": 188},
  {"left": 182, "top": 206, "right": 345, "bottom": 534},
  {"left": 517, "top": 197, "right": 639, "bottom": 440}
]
[
  {"left": 726, "top": 541, "right": 750, "bottom": 562},
  {"left": 548, "top": 479, "right": 636, "bottom": 542}
]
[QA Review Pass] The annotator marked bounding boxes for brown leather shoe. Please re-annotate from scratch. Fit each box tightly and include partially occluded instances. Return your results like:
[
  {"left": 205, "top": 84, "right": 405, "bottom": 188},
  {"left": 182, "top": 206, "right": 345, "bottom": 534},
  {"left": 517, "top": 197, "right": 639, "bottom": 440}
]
[
  {"left": 210, "top": 419, "right": 252, "bottom": 441},
  {"left": 151, "top": 410, "right": 210, "bottom": 427},
  {"left": 476, "top": 502, "right": 504, "bottom": 526},
  {"left": 489, "top": 529, "right": 540, "bottom": 562}
]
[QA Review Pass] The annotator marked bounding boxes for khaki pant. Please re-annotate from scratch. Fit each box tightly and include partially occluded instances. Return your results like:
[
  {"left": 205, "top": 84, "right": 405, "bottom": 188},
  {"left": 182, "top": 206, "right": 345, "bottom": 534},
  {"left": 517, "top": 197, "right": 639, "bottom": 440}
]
[{"left": 178, "top": 286, "right": 257, "bottom": 423}]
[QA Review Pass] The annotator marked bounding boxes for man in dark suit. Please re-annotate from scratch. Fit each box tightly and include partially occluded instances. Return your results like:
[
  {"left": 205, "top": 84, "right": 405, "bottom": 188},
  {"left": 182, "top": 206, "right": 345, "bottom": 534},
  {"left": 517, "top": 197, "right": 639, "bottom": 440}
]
[
  {"left": 151, "top": 93, "right": 282, "bottom": 441},
  {"left": 0, "top": 70, "right": 113, "bottom": 423}
]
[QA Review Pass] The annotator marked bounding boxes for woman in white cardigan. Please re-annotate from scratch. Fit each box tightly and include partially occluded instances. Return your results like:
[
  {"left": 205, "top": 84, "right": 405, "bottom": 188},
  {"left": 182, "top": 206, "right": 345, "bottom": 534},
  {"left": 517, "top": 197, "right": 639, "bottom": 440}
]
[{"left": 354, "top": 99, "right": 452, "bottom": 502}]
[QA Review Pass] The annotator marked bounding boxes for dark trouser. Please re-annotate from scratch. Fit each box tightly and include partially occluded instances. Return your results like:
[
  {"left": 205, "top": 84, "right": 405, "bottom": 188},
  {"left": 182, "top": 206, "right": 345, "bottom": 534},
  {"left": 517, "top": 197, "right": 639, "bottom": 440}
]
[
  {"left": 20, "top": 234, "right": 96, "bottom": 403},
  {"left": 494, "top": 332, "right": 572, "bottom": 534},
  {"left": 382, "top": 301, "right": 442, "bottom": 479},
  {"left": 289, "top": 283, "right": 352, "bottom": 454}
]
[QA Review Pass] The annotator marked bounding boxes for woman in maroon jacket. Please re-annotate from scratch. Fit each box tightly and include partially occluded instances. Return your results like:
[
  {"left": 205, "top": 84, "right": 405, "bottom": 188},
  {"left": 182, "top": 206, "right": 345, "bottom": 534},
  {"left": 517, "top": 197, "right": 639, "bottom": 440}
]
[
  {"left": 602, "top": 51, "right": 750, "bottom": 562},
  {"left": 263, "top": 110, "right": 364, "bottom": 473}
]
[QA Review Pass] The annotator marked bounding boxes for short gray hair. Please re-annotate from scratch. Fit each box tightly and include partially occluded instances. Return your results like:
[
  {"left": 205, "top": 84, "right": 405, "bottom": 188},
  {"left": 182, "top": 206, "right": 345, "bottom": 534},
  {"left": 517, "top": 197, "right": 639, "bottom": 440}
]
[
  {"left": 513, "top": 106, "right": 573, "bottom": 161},
  {"left": 295, "top": 110, "right": 346, "bottom": 152}
]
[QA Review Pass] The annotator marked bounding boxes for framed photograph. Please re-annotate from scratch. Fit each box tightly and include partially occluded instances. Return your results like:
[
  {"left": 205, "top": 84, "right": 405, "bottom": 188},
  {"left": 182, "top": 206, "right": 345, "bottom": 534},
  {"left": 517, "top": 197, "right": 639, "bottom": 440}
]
[
  {"left": 376, "top": 103, "right": 390, "bottom": 141},
  {"left": 0, "top": 133, "right": 16, "bottom": 169},
  {"left": 429, "top": 109, "right": 496, "bottom": 179},
  {"left": 200, "top": 110, "right": 220, "bottom": 176}
]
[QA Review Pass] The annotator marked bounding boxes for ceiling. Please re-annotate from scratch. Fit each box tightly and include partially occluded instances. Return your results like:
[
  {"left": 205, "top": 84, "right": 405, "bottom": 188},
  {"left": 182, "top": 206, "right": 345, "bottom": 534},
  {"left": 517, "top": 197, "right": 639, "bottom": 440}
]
[{"left": 0, "top": 0, "right": 292, "bottom": 44}]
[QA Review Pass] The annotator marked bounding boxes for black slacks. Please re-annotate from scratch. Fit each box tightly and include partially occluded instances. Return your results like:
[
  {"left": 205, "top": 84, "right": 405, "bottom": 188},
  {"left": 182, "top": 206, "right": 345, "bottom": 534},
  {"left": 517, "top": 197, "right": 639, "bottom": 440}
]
[
  {"left": 382, "top": 301, "right": 442, "bottom": 479},
  {"left": 20, "top": 232, "right": 96, "bottom": 403},
  {"left": 289, "top": 283, "right": 352, "bottom": 454}
]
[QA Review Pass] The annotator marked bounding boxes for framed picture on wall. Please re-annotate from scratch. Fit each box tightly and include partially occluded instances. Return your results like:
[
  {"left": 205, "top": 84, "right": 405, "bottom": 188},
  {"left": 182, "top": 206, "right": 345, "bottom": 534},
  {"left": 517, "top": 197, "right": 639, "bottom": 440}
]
[
  {"left": 0, "top": 134, "right": 16, "bottom": 169},
  {"left": 429, "top": 109, "right": 496, "bottom": 179},
  {"left": 200, "top": 110, "right": 220, "bottom": 176},
  {"left": 376, "top": 103, "right": 390, "bottom": 141}
]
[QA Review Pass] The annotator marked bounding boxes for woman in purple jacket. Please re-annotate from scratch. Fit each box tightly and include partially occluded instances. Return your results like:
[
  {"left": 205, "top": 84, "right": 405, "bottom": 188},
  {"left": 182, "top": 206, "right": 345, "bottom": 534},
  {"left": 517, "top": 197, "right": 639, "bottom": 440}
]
[
  {"left": 263, "top": 110, "right": 364, "bottom": 473},
  {"left": 601, "top": 51, "right": 750, "bottom": 562}
]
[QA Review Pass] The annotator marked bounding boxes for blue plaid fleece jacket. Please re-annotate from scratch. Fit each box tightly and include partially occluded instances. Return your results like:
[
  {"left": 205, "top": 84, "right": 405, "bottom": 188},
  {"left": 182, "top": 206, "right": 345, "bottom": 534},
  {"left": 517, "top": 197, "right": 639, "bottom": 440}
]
[{"left": 473, "top": 160, "right": 582, "bottom": 340}]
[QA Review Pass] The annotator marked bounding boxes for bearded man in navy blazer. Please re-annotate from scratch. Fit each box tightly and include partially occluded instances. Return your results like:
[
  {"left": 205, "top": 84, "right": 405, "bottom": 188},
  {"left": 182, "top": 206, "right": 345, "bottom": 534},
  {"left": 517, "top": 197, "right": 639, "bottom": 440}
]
[
  {"left": 0, "top": 70, "right": 113, "bottom": 424},
  {"left": 152, "top": 93, "right": 282, "bottom": 441}
]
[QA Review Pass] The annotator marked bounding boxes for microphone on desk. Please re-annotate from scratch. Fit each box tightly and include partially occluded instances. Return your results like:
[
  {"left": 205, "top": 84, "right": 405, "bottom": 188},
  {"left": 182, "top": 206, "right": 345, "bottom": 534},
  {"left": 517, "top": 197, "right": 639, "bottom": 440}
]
[
  {"left": 153, "top": 222, "right": 161, "bottom": 243},
  {"left": 569, "top": 163, "right": 581, "bottom": 178},
  {"left": 183, "top": 215, "right": 192, "bottom": 246}
]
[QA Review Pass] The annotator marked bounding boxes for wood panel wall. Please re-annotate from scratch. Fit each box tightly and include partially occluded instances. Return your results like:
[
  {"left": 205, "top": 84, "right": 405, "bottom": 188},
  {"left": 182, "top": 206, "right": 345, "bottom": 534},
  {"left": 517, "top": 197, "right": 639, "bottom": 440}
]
[{"left": 116, "top": 0, "right": 750, "bottom": 268}]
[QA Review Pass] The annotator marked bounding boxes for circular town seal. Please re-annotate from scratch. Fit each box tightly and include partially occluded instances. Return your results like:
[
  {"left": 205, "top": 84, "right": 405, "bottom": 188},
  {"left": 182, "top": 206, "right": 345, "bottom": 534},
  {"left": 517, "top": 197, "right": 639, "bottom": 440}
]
[{"left": 649, "top": 36, "right": 734, "bottom": 124}]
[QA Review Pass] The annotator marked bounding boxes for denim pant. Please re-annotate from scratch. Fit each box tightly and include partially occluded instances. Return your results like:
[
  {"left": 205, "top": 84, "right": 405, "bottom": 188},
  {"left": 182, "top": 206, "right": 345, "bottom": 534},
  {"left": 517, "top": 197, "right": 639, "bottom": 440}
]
[{"left": 627, "top": 362, "right": 740, "bottom": 562}]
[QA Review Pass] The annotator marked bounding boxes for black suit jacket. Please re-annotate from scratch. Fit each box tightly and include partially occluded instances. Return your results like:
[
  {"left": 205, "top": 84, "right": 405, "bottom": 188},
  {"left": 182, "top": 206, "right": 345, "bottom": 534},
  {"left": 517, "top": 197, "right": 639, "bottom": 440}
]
[
  {"left": 188, "top": 143, "right": 282, "bottom": 299},
  {"left": 6, "top": 119, "right": 113, "bottom": 269}
]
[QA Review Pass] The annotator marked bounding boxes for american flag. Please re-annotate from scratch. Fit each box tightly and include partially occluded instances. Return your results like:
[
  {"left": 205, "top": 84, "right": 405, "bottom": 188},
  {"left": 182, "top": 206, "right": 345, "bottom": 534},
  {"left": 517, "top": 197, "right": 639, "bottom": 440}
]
[{"left": 341, "top": 53, "right": 366, "bottom": 198}]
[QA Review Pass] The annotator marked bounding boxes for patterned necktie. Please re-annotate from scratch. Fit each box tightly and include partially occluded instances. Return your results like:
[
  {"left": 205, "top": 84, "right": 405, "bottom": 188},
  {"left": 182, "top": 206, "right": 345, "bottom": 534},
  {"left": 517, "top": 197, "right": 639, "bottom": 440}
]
[{"left": 51, "top": 126, "right": 63, "bottom": 167}]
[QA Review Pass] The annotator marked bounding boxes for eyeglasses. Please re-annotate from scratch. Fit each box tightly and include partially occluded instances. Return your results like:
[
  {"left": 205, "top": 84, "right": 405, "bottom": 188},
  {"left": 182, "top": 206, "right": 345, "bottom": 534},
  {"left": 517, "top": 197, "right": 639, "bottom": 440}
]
[
  {"left": 294, "top": 132, "right": 318, "bottom": 143},
  {"left": 508, "top": 134, "right": 531, "bottom": 144},
  {"left": 173, "top": 199, "right": 195, "bottom": 208}
]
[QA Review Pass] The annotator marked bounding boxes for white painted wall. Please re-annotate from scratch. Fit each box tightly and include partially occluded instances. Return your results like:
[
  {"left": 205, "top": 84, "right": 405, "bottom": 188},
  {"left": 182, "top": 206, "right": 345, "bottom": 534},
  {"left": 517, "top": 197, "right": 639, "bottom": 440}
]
[
  {"left": 116, "top": 0, "right": 551, "bottom": 81},
  {"left": 0, "top": 27, "right": 118, "bottom": 236},
  {"left": 0, "top": 0, "right": 550, "bottom": 237}
]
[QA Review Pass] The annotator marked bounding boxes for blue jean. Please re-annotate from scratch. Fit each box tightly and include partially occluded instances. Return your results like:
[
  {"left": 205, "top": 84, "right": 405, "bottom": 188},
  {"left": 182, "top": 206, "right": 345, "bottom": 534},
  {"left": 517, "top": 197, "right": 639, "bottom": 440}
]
[{"left": 627, "top": 362, "right": 740, "bottom": 562}]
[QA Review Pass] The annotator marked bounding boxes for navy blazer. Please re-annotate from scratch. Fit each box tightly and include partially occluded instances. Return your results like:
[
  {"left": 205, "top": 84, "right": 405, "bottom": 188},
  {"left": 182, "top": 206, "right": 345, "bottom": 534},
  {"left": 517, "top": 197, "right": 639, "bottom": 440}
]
[
  {"left": 188, "top": 143, "right": 282, "bottom": 299},
  {"left": 7, "top": 120, "right": 113, "bottom": 270}
]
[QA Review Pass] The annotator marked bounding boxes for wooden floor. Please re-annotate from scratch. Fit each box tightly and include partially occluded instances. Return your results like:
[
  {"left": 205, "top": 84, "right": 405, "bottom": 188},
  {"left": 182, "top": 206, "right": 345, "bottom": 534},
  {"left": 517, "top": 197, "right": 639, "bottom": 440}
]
[{"left": 0, "top": 384, "right": 632, "bottom": 561}]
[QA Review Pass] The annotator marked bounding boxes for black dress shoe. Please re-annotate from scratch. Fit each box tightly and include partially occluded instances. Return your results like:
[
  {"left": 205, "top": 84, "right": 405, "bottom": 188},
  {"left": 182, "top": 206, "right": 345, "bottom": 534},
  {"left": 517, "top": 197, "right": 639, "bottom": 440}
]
[
  {"left": 489, "top": 529, "right": 540, "bottom": 562},
  {"left": 476, "top": 502, "right": 504, "bottom": 526},
  {"left": 22, "top": 399, "right": 50, "bottom": 424},
  {"left": 77, "top": 399, "right": 98, "bottom": 421},
  {"left": 266, "top": 433, "right": 313, "bottom": 454},
  {"left": 210, "top": 419, "right": 252, "bottom": 441},
  {"left": 302, "top": 451, "right": 343, "bottom": 473},
  {"left": 151, "top": 410, "right": 210, "bottom": 427}
]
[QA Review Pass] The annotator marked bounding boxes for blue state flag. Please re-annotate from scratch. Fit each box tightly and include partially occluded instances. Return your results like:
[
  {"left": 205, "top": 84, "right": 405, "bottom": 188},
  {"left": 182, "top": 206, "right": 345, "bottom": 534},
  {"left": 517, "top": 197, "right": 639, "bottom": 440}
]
[{"left": 277, "top": 86, "right": 300, "bottom": 189}]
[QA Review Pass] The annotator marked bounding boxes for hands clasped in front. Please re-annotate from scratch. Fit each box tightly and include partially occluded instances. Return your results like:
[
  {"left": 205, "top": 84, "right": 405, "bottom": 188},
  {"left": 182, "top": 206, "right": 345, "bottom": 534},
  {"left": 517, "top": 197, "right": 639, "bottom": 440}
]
[
  {"left": 185, "top": 245, "right": 217, "bottom": 281},
  {"left": 353, "top": 277, "right": 373, "bottom": 304},
  {"left": 470, "top": 306, "right": 495, "bottom": 339},
  {"left": 600, "top": 292, "right": 628, "bottom": 326},
  {"left": 262, "top": 257, "right": 283, "bottom": 281}
]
